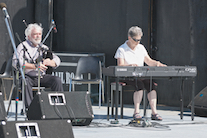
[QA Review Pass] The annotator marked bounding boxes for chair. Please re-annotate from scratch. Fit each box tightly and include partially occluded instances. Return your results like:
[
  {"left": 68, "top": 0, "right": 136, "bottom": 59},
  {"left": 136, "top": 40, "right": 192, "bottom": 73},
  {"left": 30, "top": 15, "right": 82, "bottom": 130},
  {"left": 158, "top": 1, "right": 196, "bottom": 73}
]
[
  {"left": 0, "top": 57, "right": 13, "bottom": 100},
  {"left": 69, "top": 56, "right": 104, "bottom": 108}
]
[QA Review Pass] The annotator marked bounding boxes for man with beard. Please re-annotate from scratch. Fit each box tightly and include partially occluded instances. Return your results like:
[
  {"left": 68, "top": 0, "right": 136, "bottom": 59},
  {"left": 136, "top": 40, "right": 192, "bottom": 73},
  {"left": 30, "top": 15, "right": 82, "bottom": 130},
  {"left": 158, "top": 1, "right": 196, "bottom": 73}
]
[{"left": 12, "top": 23, "right": 63, "bottom": 109}]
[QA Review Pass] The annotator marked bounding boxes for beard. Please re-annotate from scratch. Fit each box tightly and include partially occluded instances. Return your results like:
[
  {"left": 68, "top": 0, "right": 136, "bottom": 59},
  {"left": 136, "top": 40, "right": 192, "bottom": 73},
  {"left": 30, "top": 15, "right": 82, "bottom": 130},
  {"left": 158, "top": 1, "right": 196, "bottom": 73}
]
[{"left": 31, "top": 37, "right": 42, "bottom": 46}]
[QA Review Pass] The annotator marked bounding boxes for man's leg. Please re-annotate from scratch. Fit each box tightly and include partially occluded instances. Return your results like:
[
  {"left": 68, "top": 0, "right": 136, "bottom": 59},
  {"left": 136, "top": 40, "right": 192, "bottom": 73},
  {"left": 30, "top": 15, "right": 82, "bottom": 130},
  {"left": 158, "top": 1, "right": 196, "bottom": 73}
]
[
  {"left": 40, "top": 74, "right": 63, "bottom": 91},
  {"left": 134, "top": 90, "right": 143, "bottom": 114},
  {"left": 24, "top": 76, "right": 36, "bottom": 108},
  {"left": 147, "top": 90, "right": 162, "bottom": 120},
  {"left": 125, "top": 79, "right": 144, "bottom": 118},
  {"left": 147, "top": 90, "right": 157, "bottom": 115}
]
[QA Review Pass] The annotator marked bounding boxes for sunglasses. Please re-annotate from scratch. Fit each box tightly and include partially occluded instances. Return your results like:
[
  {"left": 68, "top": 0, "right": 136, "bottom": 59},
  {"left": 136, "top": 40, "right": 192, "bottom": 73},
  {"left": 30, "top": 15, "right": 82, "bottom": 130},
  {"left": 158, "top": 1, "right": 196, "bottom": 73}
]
[{"left": 132, "top": 37, "right": 141, "bottom": 42}]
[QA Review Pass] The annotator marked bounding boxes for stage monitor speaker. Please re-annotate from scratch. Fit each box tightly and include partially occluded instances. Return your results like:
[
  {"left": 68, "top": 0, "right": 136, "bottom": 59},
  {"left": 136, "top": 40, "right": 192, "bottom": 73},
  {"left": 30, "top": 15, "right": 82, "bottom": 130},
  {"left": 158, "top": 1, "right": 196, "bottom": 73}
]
[
  {"left": 0, "top": 119, "right": 74, "bottom": 138},
  {"left": 27, "top": 91, "right": 94, "bottom": 126},
  {"left": 188, "top": 86, "right": 207, "bottom": 117},
  {"left": 0, "top": 93, "right": 6, "bottom": 121}
]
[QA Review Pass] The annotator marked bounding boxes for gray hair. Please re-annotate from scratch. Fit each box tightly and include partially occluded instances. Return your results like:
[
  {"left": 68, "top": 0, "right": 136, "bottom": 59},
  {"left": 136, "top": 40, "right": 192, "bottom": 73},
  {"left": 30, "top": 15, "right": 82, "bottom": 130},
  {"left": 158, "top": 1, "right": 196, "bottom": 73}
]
[
  {"left": 25, "top": 23, "right": 43, "bottom": 40},
  {"left": 128, "top": 26, "right": 143, "bottom": 38}
]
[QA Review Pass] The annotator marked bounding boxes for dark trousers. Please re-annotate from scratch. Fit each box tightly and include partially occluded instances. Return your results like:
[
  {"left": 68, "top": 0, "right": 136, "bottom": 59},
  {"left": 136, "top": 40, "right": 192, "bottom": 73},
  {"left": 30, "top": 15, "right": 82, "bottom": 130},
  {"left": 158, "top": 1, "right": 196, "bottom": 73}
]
[
  {"left": 22, "top": 74, "right": 64, "bottom": 108},
  {"left": 122, "top": 79, "right": 156, "bottom": 92}
]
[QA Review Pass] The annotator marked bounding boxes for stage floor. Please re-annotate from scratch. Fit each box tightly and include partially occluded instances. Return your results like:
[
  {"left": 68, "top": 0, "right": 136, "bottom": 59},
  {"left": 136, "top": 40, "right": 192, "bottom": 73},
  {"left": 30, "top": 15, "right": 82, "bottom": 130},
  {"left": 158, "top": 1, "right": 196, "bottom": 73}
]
[{"left": 4, "top": 100, "right": 207, "bottom": 138}]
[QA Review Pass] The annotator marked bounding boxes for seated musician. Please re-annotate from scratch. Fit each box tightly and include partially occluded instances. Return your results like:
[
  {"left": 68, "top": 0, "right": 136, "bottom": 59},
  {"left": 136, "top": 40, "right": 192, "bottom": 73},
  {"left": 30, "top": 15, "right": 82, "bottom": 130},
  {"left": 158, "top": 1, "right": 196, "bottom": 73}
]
[
  {"left": 114, "top": 26, "right": 166, "bottom": 121},
  {"left": 12, "top": 23, "right": 63, "bottom": 109}
]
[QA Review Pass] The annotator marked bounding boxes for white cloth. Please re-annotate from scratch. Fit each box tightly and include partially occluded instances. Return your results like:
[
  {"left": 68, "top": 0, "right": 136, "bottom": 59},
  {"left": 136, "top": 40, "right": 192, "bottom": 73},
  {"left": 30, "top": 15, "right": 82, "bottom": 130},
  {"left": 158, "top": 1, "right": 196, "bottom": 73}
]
[
  {"left": 114, "top": 40, "right": 148, "bottom": 66},
  {"left": 12, "top": 40, "right": 61, "bottom": 74}
]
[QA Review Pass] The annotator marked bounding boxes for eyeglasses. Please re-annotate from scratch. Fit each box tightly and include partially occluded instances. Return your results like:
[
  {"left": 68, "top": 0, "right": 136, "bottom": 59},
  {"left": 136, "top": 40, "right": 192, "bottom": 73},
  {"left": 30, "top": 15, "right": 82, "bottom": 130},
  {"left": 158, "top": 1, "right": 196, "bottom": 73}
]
[{"left": 132, "top": 37, "right": 141, "bottom": 42}]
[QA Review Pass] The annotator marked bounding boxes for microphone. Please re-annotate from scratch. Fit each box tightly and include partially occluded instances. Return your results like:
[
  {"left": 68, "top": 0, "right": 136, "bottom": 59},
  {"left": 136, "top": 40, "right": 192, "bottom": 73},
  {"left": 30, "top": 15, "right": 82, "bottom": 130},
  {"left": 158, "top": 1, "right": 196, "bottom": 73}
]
[
  {"left": 23, "top": 20, "right": 28, "bottom": 27},
  {"left": 0, "top": 3, "right": 9, "bottom": 18},
  {"left": 39, "top": 45, "right": 49, "bottom": 51},
  {"left": 51, "top": 19, "right": 57, "bottom": 33}
]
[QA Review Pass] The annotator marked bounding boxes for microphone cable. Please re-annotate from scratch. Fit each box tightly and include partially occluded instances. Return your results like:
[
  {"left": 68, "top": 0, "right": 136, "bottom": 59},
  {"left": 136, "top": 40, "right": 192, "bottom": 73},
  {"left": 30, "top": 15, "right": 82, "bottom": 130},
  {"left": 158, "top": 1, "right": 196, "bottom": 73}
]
[
  {"left": 53, "top": 98, "right": 64, "bottom": 119},
  {"left": 64, "top": 102, "right": 77, "bottom": 125}
]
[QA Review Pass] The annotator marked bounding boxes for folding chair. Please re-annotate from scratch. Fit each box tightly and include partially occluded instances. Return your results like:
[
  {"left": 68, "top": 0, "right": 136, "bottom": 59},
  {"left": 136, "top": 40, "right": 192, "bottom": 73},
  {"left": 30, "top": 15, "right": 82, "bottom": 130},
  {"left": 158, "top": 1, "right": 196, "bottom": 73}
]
[{"left": 69, "top": 56, "right": 104, "bottom": 108}]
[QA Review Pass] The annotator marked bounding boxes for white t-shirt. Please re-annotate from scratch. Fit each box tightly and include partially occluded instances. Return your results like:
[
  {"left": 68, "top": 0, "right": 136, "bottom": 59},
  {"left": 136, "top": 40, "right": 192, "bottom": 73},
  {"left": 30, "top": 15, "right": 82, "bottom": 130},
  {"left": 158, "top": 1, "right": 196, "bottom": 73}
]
[{"left": 114, "top": 41, "right": 149, "bottom": 66}]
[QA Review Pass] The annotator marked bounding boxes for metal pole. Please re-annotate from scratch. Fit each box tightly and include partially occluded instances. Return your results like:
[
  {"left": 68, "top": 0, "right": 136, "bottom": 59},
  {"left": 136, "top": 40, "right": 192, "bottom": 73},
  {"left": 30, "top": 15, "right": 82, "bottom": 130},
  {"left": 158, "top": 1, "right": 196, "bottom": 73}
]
[{"left": 49, "top": 0, "right": 54, "bottom": 50}]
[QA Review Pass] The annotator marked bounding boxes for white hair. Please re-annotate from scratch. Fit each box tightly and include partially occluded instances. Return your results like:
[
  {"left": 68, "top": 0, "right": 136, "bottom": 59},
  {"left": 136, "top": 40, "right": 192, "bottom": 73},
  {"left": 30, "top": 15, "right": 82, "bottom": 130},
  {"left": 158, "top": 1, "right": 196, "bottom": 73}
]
[
  {"left": 128, "top": 26, "right": 143, "bottom": 38},
  {"left": 25, "top": 23, "right": 43, "bottom": 40}
]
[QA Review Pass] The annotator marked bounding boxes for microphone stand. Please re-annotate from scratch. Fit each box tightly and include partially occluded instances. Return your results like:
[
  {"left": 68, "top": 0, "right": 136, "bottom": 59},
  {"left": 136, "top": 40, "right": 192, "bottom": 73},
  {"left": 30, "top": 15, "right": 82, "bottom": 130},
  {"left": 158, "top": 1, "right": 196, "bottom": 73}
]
[
  {"left": 15, "top": 64, "right": 19, "bottom": 121},
  {"left": 6, "top": 33, "right": 35, "bottom": 116},
  {"left": 3, "top": 9, "right": 27, "bottom": 121},
  {"left": 15, "top": 33, "right": 27, "bottom": 115},
  {"left": 22, "top": 51, "right": 26, "bottom": 115},
  {"left": 37, "top": 23, "right": 55, "bottom": 92},
  {"left": 37, "top": 49, "right": 42, "bottom": 93}
]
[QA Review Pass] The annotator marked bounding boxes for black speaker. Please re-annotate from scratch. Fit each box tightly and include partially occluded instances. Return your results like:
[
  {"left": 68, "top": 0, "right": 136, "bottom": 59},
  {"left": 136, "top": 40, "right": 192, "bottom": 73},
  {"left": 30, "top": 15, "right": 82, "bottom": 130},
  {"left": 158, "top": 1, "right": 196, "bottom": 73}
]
[
  {"left": 0, "top": 93, "right": 6, "bottom": 121},
  {"left": 27, "top": 91, "right": 94, "bottom": 126},
  {"left": 188, "top": 86, "right": 207, "bottom": 117},
  {"left": 0, "top": 120, "right": 74, "bottom": 138}
]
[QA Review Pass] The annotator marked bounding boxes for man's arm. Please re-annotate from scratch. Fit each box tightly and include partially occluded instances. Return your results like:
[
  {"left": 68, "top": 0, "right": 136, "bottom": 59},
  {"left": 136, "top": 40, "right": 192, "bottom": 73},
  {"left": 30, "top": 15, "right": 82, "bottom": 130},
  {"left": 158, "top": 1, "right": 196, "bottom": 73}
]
[
  {"left": 24, "top": 62, "right": 48, "bottom": 72},
  {"left": 144, "top": 55, "right": 166, "bottom": 67},
  {"left": 24, "top": 62, "right": 37, "bottom": 69},
  {"left": 117, "top": 58, "right": 138, "bottom": 66}
]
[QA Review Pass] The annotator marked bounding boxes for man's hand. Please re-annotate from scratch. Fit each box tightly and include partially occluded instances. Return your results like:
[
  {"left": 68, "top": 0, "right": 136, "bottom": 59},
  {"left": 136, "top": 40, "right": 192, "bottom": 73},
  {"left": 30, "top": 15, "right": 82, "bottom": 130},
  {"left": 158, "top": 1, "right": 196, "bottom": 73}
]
[
  {"left": 43, "top": 58, "right": 56, "bottom": 67},
  {"left": 39, "top": 63, "right": 48, "bottom": 72},
  {"left": 157, "top": 61, "right": 167, "bottom": 67},
  {"left": 129, "top": 64, "right": 138, "bottom": 66}
]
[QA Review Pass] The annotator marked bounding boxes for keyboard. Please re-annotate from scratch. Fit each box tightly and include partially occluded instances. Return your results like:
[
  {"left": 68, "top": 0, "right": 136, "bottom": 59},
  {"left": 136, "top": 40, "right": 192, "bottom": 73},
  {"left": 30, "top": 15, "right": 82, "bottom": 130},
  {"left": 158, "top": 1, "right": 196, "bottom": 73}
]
[{"left": 102, "top": 66, "right": 197, "bottom": 77}]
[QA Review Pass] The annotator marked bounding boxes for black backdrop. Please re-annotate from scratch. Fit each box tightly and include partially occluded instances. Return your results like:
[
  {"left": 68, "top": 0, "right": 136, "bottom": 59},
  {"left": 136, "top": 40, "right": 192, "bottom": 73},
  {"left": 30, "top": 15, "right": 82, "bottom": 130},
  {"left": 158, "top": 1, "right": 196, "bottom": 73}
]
[
  {"left": 152, "top": 0, "right": 207, "bottom": 106},
  {"left": 53, "top": 0, "right": 150, "bottom": 66},
  {"left": 0, "top": 0, "right": 207, "bottom": 107}
]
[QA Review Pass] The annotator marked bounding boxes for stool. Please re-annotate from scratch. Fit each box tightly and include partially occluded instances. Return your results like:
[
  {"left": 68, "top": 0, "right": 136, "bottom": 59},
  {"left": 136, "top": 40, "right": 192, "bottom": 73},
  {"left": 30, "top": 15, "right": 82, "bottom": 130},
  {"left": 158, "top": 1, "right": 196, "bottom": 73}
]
[{"left": 110, "top": 82, "right": 126, "bottom": 119}]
